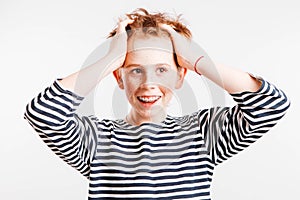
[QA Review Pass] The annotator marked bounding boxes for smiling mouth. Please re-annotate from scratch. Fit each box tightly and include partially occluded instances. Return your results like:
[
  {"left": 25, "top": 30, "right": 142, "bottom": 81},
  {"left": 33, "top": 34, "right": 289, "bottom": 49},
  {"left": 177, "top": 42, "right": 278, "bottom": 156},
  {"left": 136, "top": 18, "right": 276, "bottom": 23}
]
[{"left": 137, "top": 96, "right": 161, "bottom": 103}]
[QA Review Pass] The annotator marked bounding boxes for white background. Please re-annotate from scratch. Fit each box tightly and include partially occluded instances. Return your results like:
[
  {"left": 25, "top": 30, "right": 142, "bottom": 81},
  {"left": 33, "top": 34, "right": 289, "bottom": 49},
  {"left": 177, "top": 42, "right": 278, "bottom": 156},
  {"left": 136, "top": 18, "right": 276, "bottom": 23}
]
[{"left": 1, "top": 0, "right": 299, "bottom": 199}]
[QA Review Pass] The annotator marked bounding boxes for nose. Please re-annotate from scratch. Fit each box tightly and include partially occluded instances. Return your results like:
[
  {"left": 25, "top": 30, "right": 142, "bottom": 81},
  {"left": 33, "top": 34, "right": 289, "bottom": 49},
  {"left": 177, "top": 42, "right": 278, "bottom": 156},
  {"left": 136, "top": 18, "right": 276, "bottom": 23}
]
[{"left": 140, "top": 70, "right": 158, "bottom": 89}]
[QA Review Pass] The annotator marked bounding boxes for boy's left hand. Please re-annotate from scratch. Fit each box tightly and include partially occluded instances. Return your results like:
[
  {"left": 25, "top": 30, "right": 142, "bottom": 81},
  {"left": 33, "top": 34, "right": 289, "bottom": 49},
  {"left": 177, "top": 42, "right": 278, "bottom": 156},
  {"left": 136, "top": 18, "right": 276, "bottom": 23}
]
[{"left": 160, "top": 24, "right": 208, "bottom": 73}]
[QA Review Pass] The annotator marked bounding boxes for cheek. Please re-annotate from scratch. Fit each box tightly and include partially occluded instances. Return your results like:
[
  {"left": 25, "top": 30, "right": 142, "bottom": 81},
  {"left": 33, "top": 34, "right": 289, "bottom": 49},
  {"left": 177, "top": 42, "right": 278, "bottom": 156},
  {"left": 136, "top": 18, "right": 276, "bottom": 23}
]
[
  {"left": 123, "top": 77, "right": 141, "bottom": 96},
  {"left": 159, "top": 87, "right": 174, "bottom": 105},
  {"left": 158, "top": 74, "right": 178, "bottom": 90}
]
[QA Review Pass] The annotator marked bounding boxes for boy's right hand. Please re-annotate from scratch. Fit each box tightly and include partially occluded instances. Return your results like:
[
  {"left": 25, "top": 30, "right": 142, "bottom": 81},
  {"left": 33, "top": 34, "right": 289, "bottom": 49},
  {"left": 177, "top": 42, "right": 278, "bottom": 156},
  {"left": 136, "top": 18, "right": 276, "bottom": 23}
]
[{"left": 105, "top": 16, "right": 134, "bottom": 73}]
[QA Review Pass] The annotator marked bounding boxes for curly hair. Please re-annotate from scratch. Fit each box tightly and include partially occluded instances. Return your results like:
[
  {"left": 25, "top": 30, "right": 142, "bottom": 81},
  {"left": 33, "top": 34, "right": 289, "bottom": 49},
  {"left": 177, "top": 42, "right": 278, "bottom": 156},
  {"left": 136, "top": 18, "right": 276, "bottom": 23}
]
[{"left": 107, "top": 8, "right": 192, "bottom": 39}]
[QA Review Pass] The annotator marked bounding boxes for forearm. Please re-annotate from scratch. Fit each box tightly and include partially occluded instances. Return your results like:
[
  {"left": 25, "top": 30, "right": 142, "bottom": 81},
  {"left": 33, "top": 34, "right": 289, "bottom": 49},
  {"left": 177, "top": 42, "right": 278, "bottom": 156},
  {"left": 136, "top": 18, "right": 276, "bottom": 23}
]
[
  {"left": 59, "top": 54, "right": 114, "bottom": 96},
  {"left": 196, "top": 58, "right": 262, "bottom": 94},
  {"left": 60, "top": 18, "right": 132, "bottom": 96}
]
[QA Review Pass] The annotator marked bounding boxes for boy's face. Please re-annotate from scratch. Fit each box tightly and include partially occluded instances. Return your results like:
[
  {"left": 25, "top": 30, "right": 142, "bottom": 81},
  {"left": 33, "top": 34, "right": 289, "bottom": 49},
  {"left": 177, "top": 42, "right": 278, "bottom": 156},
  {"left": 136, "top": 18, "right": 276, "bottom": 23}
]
[{"left": 114, "top": 34, "right": 186, "bottom": 118}]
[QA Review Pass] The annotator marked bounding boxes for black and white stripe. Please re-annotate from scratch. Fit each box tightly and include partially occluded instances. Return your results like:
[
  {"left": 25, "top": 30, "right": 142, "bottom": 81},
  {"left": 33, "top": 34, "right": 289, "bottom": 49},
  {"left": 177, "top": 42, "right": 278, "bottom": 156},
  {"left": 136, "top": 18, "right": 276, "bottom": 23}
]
[{"left": 24, "top": 78, "right": 290, "bottom": 199}]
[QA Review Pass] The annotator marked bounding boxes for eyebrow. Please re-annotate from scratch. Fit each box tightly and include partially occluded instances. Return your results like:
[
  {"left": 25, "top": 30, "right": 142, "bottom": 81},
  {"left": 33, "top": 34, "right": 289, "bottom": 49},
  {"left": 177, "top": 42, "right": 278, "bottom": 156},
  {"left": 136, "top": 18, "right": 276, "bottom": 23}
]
[
  {"left": 156, "top": 63, "right": 171, "bottom": 68},
  {"left": 123, "top": 63, "right": 171, "bottom": 68},
  {"left": 123, "top": 64, "right": 142, "bottom": 68}
]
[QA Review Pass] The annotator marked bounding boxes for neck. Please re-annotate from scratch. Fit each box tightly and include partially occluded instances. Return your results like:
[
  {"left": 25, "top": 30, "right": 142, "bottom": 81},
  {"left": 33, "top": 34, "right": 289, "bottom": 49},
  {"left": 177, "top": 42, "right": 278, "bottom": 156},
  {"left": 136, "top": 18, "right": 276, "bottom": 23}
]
[{"left": 126, "top": 109, "right": 167, "bottom": 126}]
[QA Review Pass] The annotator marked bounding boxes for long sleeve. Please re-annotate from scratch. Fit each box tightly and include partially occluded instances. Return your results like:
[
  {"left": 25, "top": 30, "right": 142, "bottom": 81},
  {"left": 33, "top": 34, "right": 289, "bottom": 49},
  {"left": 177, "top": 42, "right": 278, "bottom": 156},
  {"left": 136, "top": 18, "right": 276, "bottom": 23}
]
[
  {"left": 195, "top": 78, "right": 290, "bottom": 166},
  {"left": 24, "top": 79, "right": 97, "bottom": 178}
]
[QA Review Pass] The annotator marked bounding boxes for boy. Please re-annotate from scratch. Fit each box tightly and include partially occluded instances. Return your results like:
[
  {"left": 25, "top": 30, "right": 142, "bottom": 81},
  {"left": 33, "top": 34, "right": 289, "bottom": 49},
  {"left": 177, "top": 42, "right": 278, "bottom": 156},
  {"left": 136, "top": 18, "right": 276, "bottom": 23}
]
[{"left": 24, "top": 8, "right": 290, "bottom": 199}]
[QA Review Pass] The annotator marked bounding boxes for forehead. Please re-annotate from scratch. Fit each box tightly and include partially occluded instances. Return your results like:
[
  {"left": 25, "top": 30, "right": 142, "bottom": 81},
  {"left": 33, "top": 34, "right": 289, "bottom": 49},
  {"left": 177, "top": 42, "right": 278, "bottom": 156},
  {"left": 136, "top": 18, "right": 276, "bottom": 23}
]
[{"left": 127, "top": 34, "right": 173, "bottom": 54}]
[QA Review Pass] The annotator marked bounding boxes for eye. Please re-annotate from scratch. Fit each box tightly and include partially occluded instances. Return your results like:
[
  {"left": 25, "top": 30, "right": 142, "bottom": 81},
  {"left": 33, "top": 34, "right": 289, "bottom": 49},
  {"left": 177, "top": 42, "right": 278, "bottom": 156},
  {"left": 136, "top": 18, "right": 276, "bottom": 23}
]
[
  {"left": 157, "top": 67, "right": 168, "bottom": 73},
  {"left": 131, "top": 68, "right": 142, "bottom": 74}
]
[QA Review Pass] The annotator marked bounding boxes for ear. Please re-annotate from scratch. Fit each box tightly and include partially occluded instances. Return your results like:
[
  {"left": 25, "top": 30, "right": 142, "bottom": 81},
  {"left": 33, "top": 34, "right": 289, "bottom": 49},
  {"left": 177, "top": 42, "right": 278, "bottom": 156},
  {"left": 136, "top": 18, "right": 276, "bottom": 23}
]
[
  {"left": 113, "top": 69, "right": 124, "bottom": 89},
  {"left": 175, "top": 67, "right": 187, "bottom": 89}
]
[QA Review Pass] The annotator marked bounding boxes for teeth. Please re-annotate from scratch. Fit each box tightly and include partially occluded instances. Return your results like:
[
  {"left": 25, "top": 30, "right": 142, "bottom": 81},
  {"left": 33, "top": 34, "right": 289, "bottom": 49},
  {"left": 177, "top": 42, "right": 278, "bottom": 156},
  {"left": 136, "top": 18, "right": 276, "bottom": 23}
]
[{"left": 138, "top": 96, "right": 161, "bottom": 103}]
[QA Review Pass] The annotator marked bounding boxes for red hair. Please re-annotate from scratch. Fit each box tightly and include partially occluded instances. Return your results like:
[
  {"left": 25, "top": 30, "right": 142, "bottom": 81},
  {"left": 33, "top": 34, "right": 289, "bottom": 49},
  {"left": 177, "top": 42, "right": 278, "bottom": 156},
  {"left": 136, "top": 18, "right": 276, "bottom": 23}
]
[{"left": 108, "top": 8, "right": 192, "bottom": 39}]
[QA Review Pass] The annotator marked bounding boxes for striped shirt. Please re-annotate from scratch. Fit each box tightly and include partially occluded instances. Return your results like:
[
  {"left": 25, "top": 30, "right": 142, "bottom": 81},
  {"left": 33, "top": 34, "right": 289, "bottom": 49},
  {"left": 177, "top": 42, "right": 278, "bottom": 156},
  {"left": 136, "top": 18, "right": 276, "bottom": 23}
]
[{"left": 24, "top": 77, "right": 290, "bottom": 199}]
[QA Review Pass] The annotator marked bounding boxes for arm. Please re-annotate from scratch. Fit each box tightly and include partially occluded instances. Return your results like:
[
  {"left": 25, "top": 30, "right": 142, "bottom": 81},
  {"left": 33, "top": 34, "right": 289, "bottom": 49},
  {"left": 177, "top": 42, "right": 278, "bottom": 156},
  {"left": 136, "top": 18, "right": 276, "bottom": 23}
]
[
  {"left": 195, "top": 78, "right": 290, "bottom": 165},
  {"left": 24, "top": 80, "right": 97, "bottom": 178},
  {"left": 59, "top": 17, "right": 133, "bottom": 96},
  {"left": 197, "top": 61, "right": 262, "bottom": 94},
  {"left": 160, "top": 23, "right": 261, "bottom": 94},
  {"left": 163, "top": 24, "right": 290, "bottom": 164},
  {"left": 24, "top": 18, "right": 133, "bottom": 177}
]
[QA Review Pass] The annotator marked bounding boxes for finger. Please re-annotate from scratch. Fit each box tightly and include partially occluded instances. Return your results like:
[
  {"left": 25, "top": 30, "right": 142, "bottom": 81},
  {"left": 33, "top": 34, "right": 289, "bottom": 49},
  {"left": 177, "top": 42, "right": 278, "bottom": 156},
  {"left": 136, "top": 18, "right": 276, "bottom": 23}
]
[
  {"left": 119, "top": 18, "right": 134, "bottom": 27},
  {"left": 159, "top": 23, "right": 186, "bottom": 44},
  {"left": 116, "top": 16, "right": 134, "bottom": 33},
  {"left": 159, "top": 24, "right": 180, "bottom": 36},
  {"left": 159, "top": 23, "right": 175, "bottom": 31}
]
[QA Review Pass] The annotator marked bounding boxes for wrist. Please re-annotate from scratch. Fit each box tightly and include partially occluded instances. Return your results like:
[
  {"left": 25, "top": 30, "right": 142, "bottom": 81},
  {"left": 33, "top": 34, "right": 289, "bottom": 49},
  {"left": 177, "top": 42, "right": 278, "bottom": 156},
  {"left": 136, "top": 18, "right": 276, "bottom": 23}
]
[{"left": 193, "top": 56, "right": 204, "bottom": 75}]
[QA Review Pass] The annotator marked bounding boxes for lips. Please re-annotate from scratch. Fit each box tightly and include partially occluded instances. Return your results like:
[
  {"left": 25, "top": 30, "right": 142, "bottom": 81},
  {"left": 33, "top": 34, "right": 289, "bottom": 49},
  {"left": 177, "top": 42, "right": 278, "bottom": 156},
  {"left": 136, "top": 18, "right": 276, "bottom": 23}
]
[{"left": 137, "top": 95, "right": 161, "bottom": 103}]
